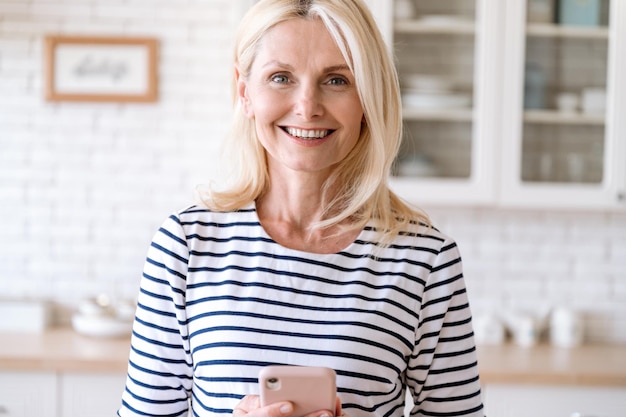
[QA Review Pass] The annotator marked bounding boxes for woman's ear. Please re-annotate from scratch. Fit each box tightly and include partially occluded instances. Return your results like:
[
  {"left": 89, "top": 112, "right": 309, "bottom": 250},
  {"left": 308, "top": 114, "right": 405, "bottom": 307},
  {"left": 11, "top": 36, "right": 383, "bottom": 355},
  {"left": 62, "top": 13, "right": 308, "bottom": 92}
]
[{"left": 235, "top": 66, "right": 254, "bottom": 118}]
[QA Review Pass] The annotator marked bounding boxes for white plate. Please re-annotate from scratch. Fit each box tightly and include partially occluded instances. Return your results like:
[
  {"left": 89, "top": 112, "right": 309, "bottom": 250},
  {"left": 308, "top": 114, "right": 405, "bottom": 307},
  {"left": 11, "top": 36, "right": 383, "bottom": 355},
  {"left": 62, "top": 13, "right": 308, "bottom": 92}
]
[
  {"left": 71, "top": 314, "right": 132, "bottom": 338},
  {"left": 418, "top": 15, "right": 473, "bottom": 26},
  {"left": 401, "top": 74, "right": 453, "bottom": 93},
  {"left": 402, "top": 92, "right": 471, "bottom": 109}
]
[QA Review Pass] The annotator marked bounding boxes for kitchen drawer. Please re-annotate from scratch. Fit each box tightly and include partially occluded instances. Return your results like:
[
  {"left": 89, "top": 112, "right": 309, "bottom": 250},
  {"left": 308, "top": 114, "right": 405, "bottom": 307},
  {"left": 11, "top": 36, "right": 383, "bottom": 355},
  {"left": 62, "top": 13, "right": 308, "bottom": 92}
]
[
  {"left": 484, "top": 383, "right": 626, "bottom": 417},
  {"left": 0, "top": 371, "right": 57, "bottom": 417},
  {"left": 59, "top": 372, "right": 126, "bottom": 417}
]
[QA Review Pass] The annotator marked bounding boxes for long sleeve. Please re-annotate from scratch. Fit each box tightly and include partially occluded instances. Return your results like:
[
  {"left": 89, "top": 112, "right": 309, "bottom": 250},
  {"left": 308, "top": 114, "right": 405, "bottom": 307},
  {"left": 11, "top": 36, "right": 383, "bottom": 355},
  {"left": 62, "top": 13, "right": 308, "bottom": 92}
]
[
  {"left": 406, "top": 238, "right": 484, "bottom": 417},
  {"left": 118, "top": 213, "right": 193, "bottom": 417}
]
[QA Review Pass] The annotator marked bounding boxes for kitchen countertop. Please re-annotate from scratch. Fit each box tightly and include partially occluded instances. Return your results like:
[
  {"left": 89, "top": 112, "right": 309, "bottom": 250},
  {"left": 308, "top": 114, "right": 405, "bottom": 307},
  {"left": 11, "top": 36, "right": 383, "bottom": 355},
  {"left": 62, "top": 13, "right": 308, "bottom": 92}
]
[
  {"left": 1, "top": 327, "right": 626, "bottom": 385},
  {"left": 0, "top": 327, "right": 130, "bottom": 373},
  {"left": 476, "top": 343, "right": 626, "bottom": 386}
]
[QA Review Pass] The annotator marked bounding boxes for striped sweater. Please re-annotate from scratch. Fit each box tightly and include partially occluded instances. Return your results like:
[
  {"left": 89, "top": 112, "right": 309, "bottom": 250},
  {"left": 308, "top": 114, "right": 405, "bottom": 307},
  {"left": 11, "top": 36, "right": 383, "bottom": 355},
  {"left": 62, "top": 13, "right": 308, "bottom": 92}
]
[{"left": 118, "top": 205, "right": 484, "bottom": 417}]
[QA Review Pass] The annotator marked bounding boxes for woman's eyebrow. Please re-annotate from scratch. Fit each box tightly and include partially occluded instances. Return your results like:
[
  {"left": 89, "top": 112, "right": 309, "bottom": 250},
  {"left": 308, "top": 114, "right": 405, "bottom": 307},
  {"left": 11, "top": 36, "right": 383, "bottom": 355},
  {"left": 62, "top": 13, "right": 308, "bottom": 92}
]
[
  {"left": 324, "top": 64, "right": 351, "bottom": 73},
  {"left": 261, "top": 61, "right": 350, "bottom": 73}
]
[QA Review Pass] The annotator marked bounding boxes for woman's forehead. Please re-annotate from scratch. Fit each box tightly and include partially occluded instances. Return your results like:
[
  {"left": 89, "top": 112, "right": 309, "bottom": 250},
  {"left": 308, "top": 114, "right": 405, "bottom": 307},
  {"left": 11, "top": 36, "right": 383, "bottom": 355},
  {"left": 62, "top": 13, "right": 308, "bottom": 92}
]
[{"left": 252, "top": 18, "right": 347, "bottom": 69}]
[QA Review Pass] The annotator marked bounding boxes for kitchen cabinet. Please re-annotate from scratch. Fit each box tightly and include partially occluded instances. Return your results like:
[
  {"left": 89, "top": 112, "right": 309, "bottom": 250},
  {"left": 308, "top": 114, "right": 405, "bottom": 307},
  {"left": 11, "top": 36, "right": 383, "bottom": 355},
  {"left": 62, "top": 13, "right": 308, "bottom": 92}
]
[
  {"left": 59, "top": 372, "right": 126, "bottom": 417},
  {"left": 499, "top": 0, "right": 626, "bottom": 209},
  {"left": 483, "top": 383, "right": 626, "bottom": 417},
  {"left": 0, "top": 371, "right": 57, "bottom": 417},
  {"left": 377, "top": 0, "right": 503, "bottom": 206},
  {"left": 0, "top": 371, "right": 125, "bottom": 417},
  {"left": 370, "top": 0, "right": 626, "bottom": 209}
]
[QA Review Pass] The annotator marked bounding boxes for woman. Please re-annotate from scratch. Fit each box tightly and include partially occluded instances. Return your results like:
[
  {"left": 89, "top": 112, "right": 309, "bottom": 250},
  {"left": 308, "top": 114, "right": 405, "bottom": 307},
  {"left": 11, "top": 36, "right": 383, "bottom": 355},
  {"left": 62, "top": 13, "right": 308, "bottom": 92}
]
[{"left": 118, "top": 1, "right": 484, "bottom": 416}]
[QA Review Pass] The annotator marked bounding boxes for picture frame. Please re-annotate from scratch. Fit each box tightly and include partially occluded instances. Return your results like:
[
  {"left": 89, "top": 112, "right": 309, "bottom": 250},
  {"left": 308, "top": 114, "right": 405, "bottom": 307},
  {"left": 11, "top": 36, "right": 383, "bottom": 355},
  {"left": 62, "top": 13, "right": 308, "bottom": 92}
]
[{"left": 44, "top": 35, "right": 159, "bottom": 103}]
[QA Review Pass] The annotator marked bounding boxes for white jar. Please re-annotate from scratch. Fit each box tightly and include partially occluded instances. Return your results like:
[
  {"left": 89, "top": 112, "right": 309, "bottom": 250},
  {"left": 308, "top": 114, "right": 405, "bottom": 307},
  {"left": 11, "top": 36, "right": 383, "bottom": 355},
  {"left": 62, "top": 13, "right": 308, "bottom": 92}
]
[
  {"left": 550, "top": 307, "right": 584, "bottom": 348},
  {"left": 512, "top": 315, "right": 539, "bottom": 347}
]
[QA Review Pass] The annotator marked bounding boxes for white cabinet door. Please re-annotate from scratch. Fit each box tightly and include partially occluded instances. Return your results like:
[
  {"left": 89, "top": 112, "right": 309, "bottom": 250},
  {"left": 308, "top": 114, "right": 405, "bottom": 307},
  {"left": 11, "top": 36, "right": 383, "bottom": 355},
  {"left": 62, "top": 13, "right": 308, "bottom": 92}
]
[
  {"left": 499, "top": 0, "right": 626, "bottom": 210},
  {"left": 484, "top": 383, "right": 626, "bottom": 417},
  {"left": 0, "top": 371, "right": 57, "bottom": 417},
  {"left": 370, "top": 0, "right": 504, "bottom": 206},
  {"left": 59, "top": 372, "right": 126, "bottom": 417}
]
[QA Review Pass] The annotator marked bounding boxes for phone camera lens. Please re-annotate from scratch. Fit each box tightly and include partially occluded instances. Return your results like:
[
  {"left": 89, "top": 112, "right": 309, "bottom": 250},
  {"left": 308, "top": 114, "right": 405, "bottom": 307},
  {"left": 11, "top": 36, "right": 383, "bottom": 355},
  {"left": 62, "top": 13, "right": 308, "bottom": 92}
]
[{"left": 266, "top": 377, "right": 280, "bottom": 390}]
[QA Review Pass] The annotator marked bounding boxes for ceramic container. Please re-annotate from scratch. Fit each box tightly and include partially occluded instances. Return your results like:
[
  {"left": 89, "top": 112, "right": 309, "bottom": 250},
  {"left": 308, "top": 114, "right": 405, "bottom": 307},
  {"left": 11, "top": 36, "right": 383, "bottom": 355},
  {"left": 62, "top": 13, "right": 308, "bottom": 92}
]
[{"left": 550, "top": 307, "right": 584, "bottom": 347}]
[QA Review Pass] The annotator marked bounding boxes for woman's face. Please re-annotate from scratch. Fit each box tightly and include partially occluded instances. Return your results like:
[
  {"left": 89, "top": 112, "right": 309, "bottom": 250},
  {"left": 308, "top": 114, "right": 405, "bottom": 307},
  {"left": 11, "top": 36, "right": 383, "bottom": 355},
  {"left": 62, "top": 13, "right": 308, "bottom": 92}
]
[{"left": 237, "top": 17, "right": 364, "bottom": 178}]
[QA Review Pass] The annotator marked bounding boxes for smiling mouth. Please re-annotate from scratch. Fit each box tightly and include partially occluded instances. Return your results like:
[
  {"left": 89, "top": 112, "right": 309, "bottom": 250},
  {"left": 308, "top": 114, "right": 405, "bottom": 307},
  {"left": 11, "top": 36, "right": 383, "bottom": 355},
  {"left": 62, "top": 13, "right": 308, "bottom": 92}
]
[{"left": 282, "top": 126, "right": 334, "bottom": 140}]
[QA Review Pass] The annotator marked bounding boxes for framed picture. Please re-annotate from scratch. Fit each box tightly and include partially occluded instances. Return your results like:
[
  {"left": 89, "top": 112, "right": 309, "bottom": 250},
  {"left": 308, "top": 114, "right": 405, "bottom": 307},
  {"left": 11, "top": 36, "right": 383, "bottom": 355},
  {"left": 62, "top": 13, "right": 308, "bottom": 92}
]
[{"left": 44, "top": 35, "right": 159, "bottom": 103}]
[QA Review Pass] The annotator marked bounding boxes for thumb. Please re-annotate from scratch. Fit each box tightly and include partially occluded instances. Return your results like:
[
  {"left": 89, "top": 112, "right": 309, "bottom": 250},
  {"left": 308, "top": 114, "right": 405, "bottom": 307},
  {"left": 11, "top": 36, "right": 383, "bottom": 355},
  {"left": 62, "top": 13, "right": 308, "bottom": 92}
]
[{"left": 266, "top": 401, "right": 295, "bottom": 417}]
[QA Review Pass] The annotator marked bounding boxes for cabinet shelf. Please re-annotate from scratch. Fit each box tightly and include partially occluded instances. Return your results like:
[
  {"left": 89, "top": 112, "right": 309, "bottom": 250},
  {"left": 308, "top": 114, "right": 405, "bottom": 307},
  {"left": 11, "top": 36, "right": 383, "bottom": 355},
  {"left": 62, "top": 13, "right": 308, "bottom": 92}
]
[
  {"left": 523, "top": 109, "right": 605, "bottom": 125},
  {"left": 402, "top": 108, "right": 473, "bottom": 122},
  {"left": 395, "top": 19, "right": 475, "bottom": 35},
  {"left": 526, "top": 23, "right": 609, "bottom": 39}
]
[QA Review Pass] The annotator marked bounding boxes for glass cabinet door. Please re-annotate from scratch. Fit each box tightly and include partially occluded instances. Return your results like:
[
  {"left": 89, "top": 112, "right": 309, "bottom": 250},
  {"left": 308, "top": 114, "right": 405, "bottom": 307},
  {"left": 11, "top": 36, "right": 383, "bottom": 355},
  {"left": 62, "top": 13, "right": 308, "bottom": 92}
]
[
  {"left": 523, "top": 0, "right": 609, "bottom": 185},
  {"left": 387, "top": 0, "right": 502, "bottom": 205},
  {"left": 500, "top": 0, "right": 626, "bottom": 209},
  {"left": 393, "top": 1, "right": 476, "bottom": 180}
]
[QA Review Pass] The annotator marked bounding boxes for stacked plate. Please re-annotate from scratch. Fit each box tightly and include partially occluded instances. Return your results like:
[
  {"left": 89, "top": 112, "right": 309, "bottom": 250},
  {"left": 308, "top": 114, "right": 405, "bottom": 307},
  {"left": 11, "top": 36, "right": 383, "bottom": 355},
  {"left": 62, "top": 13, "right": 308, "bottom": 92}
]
[{"left": 401, "top": 74, "right": 471, "bottom": 110}]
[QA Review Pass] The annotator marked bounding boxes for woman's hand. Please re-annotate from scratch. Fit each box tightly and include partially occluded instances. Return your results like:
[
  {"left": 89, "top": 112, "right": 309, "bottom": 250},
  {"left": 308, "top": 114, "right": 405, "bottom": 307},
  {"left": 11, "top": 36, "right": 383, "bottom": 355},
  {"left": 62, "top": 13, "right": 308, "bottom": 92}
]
[{"left": 233, "top": 395, "right": 346, "bottom": 417}]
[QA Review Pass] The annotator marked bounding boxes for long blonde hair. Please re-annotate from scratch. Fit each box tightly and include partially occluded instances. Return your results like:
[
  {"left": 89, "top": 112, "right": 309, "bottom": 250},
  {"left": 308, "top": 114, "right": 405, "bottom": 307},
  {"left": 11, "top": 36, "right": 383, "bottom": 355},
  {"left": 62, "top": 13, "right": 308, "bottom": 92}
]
[{"left": 200, "top": 0, "right": 429, "bottom": 244}]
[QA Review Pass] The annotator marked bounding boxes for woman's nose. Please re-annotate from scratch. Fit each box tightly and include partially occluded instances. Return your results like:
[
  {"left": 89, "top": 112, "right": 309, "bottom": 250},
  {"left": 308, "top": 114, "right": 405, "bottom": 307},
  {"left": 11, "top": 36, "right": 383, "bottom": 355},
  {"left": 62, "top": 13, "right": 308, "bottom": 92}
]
[{"left": 293, "top": 83, "right": 323, "bottom": 119}]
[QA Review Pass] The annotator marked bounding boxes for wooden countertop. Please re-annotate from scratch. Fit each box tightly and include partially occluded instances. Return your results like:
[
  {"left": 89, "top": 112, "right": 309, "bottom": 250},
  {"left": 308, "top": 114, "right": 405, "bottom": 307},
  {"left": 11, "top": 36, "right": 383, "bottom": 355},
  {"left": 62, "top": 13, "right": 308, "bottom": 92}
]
[
  {"left": 476, "top": 343, "right": 626, "bottom": 386},
  {"left": 1, "top": 327, "right": 626, "bottom": 386},
  {"left": 0, "top": 327, "right": 130, "bottom": 373}
]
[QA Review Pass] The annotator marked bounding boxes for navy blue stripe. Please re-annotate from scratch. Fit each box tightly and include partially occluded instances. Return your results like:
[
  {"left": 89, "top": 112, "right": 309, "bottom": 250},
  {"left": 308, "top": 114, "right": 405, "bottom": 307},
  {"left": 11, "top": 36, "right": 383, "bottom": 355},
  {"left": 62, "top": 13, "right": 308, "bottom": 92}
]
[
  {"left": 190, "top": 390, "right": 233, "bottom": 415},
  {"left": 151, "top": 241, "right": 189, "bottom": 264},
  {"left": 132, "top": 327, "right": 184, "bottom": 349},
  {"left": 430, "top": 256, "right": 461, "bottom": 274},
  {"left": 189, "top": 325, "right": 405, "bottom": 359},
  {"left": 144, "top": 259, "right": 187, "bottom": 283},
  {"left": 187, "top": 234, "right": 274, "bottom": 244},
  {"left": 191, "top": 341, "right": 402, "bottom": 375},
  {"left": 185, "top": 294, "right": 415, "bottom": 333},
  {"left": 134, "top": 316, "right": 180, "bottom": 335},
  {"left": 185, "top": 308, "right": 412, "bottom": 348},
  {"left": 120, "top": 399, "right": 188, "bottom": 417},
  {"left": 180, "top": 220, "right": 260, "bottom": 228},
  {"left": 128, "top": 358, "right": 192, "bottom": 380},
  {"left": 159, "top": 225, "right": 187, "bottom": 247},
  {"left": 136, "top": 300, "right": 179, "bottom": 318},
  {"left": 186, "top": 278, "right": 420, "bottom": 318},
  {"left": 188, "top": 249, "right": 432, "bottom": 280},
  {"left": 130, "top": 344, "right": 191, "bottom": 366},
  {"left": 188, "top": 263, "right": 425, "bottom": 295}
]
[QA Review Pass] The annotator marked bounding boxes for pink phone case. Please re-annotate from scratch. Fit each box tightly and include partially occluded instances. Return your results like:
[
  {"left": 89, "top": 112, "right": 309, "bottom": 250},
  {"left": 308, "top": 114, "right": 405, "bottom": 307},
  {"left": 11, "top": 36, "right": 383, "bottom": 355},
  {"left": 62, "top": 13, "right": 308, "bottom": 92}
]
[{"left": 259, "top": 366, "right": 337, "bottom": 417}]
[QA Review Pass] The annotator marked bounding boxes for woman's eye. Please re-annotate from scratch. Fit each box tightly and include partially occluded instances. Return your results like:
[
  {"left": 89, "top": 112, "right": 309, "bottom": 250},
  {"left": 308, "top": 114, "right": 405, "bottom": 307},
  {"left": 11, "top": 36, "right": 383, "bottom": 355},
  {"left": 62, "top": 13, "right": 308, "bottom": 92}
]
[
  {"left": 270, "top": 74, "right": 289, "bottom": 84},
  {"left": 327, "top": 77, "right": 348, "bottom": 86}
]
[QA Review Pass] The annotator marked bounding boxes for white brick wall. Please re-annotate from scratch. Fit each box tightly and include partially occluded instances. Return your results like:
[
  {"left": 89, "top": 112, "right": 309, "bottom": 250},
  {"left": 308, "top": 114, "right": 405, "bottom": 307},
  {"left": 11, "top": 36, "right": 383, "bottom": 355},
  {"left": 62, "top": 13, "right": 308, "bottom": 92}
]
[
  {"left": 0, "top": 0, "right": 625, "bottom": 344},
  {"left": 0, "top": 0, "right": 237, "bottom": 304}
]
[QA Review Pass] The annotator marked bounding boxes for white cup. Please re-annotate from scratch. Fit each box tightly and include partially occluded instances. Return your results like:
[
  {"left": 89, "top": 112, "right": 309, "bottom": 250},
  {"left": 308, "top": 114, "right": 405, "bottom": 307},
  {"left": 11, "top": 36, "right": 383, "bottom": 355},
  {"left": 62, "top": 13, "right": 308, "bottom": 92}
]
[
  {"left": 581, "top": 88, "right": 606, "bottom": 114},
  {"left": 550, "top": 307, "right": 584, "bottom": 348},
  {"left": 556, "top": 92, "right": 579, "bottom": 113},
  {"left": 512, "top": 315, "right": 540, "bottom": 347}
]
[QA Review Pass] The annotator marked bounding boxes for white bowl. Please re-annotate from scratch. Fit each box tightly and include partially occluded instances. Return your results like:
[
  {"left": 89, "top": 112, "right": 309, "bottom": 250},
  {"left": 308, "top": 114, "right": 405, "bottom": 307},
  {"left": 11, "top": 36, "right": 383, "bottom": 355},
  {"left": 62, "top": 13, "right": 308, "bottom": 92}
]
[{"left": 71, "top": 313, "right": 132, "bottom": 338}]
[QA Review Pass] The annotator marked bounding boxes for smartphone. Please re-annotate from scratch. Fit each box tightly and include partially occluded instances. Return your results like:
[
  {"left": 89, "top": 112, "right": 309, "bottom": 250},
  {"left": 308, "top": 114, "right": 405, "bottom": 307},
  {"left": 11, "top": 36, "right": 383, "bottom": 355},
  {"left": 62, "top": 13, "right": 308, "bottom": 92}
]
[{"left": 259, "top": 365, "right": 337, "bottom": 417}]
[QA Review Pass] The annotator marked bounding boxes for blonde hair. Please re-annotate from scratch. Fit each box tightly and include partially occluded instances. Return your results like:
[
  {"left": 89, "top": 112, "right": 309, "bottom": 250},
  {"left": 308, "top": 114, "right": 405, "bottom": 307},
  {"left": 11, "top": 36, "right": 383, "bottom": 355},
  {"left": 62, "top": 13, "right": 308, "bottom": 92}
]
[{"left": 200, "top": 0, "right": 429, "bottom": 244}]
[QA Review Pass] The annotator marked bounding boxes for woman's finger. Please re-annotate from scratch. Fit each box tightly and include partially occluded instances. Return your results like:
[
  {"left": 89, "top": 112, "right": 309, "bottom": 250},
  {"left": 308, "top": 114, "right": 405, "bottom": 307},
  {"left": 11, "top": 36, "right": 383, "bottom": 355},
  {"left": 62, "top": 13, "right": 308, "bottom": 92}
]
[{"left": 233, "top": 394, "right": 295, "bottom": 417}]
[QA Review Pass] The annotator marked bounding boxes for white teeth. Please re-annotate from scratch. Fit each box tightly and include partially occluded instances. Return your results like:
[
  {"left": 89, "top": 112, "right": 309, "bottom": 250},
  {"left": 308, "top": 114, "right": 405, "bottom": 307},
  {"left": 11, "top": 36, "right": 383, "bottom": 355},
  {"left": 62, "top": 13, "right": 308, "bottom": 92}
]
[{"left": 285, "top": 127, "right": 330, "bottom": 139}]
